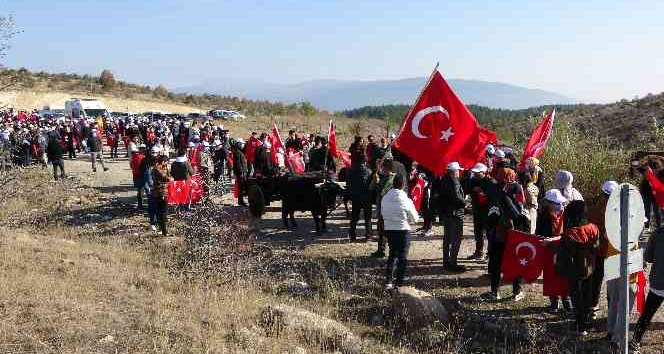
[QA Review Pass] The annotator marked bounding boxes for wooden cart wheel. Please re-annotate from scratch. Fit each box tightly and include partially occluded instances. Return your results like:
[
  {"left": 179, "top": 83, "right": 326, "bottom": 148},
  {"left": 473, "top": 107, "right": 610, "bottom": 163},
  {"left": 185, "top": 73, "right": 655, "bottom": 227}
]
[{"left": 247, "top": 184, "right": 266, "bottom": 218}]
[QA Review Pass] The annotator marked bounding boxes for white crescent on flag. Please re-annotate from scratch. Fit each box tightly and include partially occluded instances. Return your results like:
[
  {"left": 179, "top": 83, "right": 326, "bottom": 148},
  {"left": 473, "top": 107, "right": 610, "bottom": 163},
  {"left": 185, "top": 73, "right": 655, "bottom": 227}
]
[
  {"left": 515, "top": 241, "right": 537, "bottom": 266},
  {"left": 411, "top": 106, "right": 450, "bottom": 139}
]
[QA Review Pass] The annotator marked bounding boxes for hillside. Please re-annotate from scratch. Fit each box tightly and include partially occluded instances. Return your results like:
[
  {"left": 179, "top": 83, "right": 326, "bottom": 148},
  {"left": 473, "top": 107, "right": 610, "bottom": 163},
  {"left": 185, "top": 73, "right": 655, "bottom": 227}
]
[
  {"left": 176, "top": 77, "right": 576, "bottom": 111},
  {"left": 341, "top": 93, "right": 664, "bottom": 148},
  {"left": 0, "top": 68, "right": 325, "bottom": 117}
]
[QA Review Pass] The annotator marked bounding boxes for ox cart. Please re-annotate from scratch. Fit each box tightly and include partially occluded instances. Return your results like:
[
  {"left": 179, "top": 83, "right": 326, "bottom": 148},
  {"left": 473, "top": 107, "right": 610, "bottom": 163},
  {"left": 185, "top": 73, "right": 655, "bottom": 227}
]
[{"left": 246, "top": 171, "right": 346, "bottom": 234}]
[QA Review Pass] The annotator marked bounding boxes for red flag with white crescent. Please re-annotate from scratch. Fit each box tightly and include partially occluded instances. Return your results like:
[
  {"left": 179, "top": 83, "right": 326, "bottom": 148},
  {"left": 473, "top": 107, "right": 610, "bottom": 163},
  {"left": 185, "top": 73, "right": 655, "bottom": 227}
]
[
  {"left": 501, "top": 230, "right": 544, "bottom": 283},
  {"left": 519, "top": 109, "right": 555, "bottom": 170},
  {"left": 410, "top": 175, "right": 426, "bottom": 212},
  {"left": 167, "top": 180, "right": 191, "bottom": 204},
  {"left": 393, "top": 69, "right": 497, "bottom": 176},
  {"left": 189, "top": 174, "right": 204, "bottom": 203}
]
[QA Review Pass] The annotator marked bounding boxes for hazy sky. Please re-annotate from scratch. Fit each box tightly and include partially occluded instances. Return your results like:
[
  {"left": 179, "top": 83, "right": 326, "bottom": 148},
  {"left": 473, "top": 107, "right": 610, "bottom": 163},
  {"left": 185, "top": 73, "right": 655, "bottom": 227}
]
[{"left": 2, "top": 0, "right": 663, "bottom": 103}]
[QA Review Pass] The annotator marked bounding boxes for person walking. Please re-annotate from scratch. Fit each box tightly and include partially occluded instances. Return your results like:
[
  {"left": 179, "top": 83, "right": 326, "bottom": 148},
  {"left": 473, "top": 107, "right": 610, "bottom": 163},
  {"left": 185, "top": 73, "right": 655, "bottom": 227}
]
[
  {"left": 439, "top": 162, "right": 466, "bottom": 272},
  {"left": 381, "top": 174, "right": 419, "bottom": 290},
  {"left": 347, "top": 153, "right": 373, "bottom": 242},
  {"left": 151, "top": 155, "right": 172, "bottom": 236},
  {"left": 46, "top": 133, "right": 65, "bottom": 180},
  {"left": 88, "top": 131, "right": 108, "bottom": 172},
  {"left": 142, "top": 147, "right": 159, "bottom": 232},
  {"left": 556, "top": 200, "right": 600, "bottom": 336}
]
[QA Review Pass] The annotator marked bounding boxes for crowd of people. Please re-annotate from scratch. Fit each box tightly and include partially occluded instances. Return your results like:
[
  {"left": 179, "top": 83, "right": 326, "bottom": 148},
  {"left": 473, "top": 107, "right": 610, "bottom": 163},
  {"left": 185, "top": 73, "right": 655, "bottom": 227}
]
[{"left": 1, "top": 107, "right": 662, "bottom": 352}]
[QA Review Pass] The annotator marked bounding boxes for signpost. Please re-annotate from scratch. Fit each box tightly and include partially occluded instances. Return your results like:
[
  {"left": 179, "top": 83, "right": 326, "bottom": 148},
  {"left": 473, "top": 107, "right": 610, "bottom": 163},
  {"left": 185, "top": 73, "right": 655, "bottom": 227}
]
[{"left": 605, "top": 183, "right": 645, "bottom": 353}]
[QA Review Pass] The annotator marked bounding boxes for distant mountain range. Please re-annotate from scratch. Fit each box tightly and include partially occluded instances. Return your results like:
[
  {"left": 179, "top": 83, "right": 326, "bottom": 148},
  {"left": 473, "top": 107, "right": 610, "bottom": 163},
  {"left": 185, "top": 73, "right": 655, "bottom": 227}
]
[{"left": 174, "top": 77, "right": 576, "bottom": 111}]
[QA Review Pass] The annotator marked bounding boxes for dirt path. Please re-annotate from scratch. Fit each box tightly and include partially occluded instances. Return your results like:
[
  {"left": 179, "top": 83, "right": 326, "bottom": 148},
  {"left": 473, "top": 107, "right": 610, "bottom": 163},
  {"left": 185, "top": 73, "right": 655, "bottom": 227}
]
[{"left": 59, "top": 150, "right": 664, "bottom": 352}]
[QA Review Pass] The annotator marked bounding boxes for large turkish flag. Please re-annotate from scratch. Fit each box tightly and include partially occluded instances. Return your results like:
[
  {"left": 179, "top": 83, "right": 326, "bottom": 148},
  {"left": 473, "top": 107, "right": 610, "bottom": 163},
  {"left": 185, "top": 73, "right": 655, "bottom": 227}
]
[
  {"left": 501, "top": 230, "right": 544, "bottom": 283},
  {"left": 393, "top": 70, "right": 497, "bottom": 176}
]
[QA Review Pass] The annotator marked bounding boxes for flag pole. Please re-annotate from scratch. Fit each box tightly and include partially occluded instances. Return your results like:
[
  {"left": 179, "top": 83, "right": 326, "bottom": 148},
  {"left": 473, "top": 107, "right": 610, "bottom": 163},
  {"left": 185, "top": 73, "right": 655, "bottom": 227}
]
[
  {"left": 395, "top": 62, "right": 440, "bottom": 140},
  {"left": 323, "top": 120, "right": 331, "bottom": 182}
]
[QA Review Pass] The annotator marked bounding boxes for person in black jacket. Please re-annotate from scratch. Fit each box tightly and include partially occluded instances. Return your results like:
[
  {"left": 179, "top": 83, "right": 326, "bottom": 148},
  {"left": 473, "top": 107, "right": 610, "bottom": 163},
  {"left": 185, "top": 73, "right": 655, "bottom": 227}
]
[
  {"left": 46, "top": 133, "right": 65, "bottom": 180},
  {"left": 439, "top": 162, "right": 466, "bottom": 272},
  {"left": 347, "top": 154, "right": 373, "bottom": 241},
  {"left": 232, "top": 139, "right": 248, "bottom": 206},
  {"left": 467, "top": 163, "right": 491, "bottom": 259}
]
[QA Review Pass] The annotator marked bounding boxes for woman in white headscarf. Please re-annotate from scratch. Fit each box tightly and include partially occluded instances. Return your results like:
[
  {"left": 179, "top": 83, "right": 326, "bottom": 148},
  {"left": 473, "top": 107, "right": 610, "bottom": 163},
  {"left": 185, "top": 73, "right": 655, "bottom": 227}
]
[{"left": 554, "top": 170, "right": 584, "bottom": 202}]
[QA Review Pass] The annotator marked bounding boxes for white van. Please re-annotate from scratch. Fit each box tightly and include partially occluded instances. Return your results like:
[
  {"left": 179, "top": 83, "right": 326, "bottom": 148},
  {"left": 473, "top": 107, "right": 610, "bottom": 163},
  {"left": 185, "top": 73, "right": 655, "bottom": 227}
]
[{"left": 65, "top": 98, "right": 110, "bottom": 119}]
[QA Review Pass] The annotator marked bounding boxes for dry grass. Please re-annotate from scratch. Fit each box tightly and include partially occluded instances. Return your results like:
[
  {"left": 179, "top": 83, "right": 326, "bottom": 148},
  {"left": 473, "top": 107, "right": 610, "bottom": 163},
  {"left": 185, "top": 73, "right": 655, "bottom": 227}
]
[{"left": 0, "top": 166, "right": 401, "bottom": 354}]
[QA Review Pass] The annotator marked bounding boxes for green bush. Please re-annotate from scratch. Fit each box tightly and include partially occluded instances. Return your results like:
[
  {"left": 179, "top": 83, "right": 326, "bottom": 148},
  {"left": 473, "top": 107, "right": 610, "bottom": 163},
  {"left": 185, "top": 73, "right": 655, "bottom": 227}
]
[{"left": 538, "top": 120, "right": 630, "bottom": 200}]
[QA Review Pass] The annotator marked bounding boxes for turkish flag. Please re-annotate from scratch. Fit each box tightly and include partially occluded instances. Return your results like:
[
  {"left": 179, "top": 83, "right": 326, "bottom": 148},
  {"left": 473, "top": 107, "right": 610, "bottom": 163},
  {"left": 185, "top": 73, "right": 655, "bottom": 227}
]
[
  {"left": 393, "top": 70, "right": 497, "bottom": 176},
  {"left": 542, "top": 238, "right": 570, "bottom": 297},
  {"left": 270, "top": 124, "right": 288, "bottom": 168},
  {"left": 190, "top": 174, "right": 204, "bottom": 203},
  {"left": 501, "top": 230, "right": 544, "bottom": 283},
  {"left": 245, "top": 135, "right": 263, "bottom": 164},
  {"left": 286, "top": 148, "right": 305, "bottom": 174},
  {"left": 646, "top": 168, "right": 664, "bottom": 208},
  {"left": 167, "top": 180, "right": 191, "bottom": 204},
  {"left": 338, "top": 150, "right": 351, "bottom": 169},
  {"left": 328, "top": 121, "right": 338, "bottom": 156},
  {"left": 328, "top": 120, "right": 351, "bottom": 168},
  {"left": 410, "top": 175, "right": 426, "bottom": 212},
  {"left": 130, "top": 152, "right": 145, "bottom": 180},
  {"left": 519, "top": 109, "right": 555, "bottom": 170}
]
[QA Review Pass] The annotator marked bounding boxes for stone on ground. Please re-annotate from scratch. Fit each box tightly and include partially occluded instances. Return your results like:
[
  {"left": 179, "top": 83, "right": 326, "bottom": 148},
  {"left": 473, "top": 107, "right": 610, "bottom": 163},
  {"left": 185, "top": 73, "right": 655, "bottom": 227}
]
[
  {"left": 259, "top": 304, "right": 365, "bottom": 354},
  {"left": 391, "top": 286, "right": 450, "bottom": 331}
]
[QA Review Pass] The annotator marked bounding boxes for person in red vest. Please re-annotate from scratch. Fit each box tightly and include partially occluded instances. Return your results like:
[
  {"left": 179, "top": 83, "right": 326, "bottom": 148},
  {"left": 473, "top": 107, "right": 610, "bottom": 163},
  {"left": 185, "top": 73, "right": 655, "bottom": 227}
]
[
  {"left": 130, "top": 144, "right": 147, "bottom": 208},
  {"left": 537, "top": 189, "right": 572, "bottom": 313},
  {"left": 556, "top": 200, "right": 600, "bottom": 336}
]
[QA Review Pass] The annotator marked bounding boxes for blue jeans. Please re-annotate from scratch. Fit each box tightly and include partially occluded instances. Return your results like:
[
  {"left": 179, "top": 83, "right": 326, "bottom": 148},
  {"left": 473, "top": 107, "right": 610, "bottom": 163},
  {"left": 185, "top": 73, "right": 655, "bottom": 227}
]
[
  {"left": 385, "top": 230, "right": 410, "bottom": 286},
  {"left": 147, "top": 193, "right": 157, "bottom": 226}
]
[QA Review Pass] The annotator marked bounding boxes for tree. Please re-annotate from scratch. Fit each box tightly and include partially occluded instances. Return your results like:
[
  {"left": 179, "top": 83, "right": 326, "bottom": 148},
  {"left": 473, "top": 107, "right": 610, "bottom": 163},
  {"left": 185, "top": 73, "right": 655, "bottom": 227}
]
[
  {"left": 153, "top": 84, "right": 168, "bottom": 98},
  {"left": 99, "top": 69, "right": 116, "bottom": 90},
  {"left": 298, "top": 101, "right": 317, "bottom": 117}
]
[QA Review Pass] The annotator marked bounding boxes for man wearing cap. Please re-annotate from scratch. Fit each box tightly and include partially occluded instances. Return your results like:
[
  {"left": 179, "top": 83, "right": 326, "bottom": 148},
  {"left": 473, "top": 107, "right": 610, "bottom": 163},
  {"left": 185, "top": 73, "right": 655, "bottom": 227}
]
[
  {"left": 467, "top": 163, "right": 491, "bottom": 260},
  {"left": 439, "top": 161, "right": 467, "bottom": 272}
]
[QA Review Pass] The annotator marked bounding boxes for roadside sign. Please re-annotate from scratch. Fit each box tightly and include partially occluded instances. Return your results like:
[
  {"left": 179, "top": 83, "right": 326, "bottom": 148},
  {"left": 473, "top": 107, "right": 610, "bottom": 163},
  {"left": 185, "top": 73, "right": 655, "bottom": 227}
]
[
  {"left": 604, "top": 183, "right": 645, "bottom": 353},
  {"left": 604, "top": 249, "right": 643, "bottom": 281},
  {"left": 605, "top": 183, "right": 645, "bottom": 251}
]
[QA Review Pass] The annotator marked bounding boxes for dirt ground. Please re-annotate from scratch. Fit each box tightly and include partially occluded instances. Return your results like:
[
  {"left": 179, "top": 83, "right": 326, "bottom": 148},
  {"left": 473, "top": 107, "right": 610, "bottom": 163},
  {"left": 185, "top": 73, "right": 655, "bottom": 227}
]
[{"left": 42, "top": 154, "right": 664, "bottom": 353}]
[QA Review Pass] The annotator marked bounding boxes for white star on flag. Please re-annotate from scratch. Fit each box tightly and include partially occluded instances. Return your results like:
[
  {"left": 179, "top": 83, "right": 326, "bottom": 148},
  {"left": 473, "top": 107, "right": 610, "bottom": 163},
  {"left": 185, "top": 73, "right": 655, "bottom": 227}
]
[
  {"left": 176, "top": 187, "right": 182, "bottom": 193},
  {"left": 519, "top": 258, "right": 528, "bottom": 266},
  {"left": 441, "top": 127, "right": 455, "bottom": 142}
]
